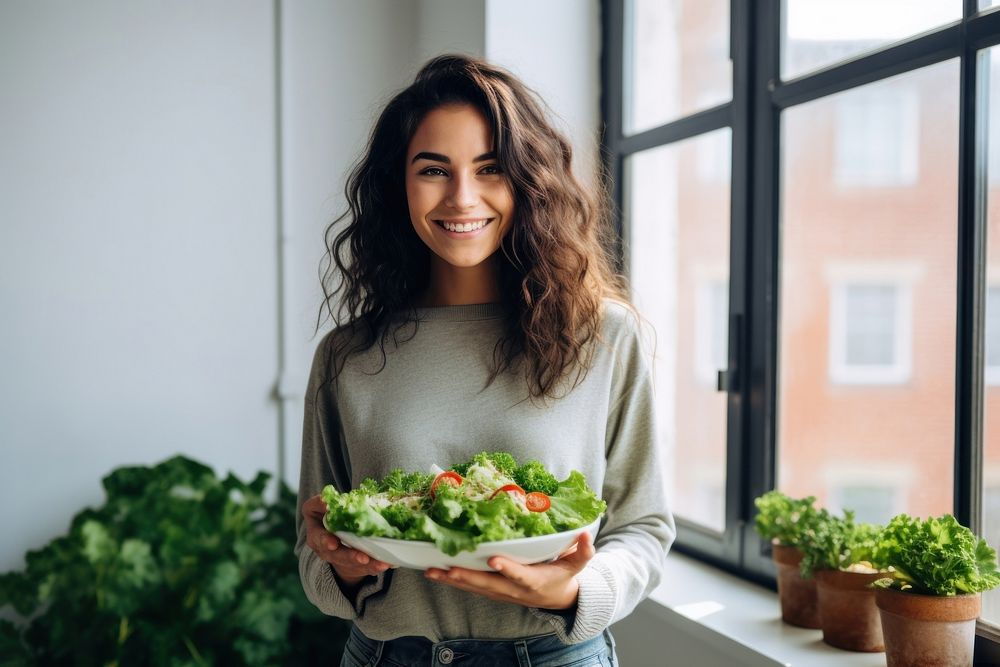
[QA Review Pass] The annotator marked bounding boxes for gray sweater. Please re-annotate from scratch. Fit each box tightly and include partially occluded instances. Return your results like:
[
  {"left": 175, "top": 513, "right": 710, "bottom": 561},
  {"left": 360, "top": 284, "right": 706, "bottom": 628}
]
[{"left": 294, "top": 299, "right": 675, "bottom": 644}]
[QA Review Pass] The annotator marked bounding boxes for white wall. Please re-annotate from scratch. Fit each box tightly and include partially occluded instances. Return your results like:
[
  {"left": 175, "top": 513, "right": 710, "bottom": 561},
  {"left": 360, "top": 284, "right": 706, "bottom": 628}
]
[
  {"left": 0, "top": 0, "right": 279, "bottom": 572},
  {"left": 278, "top": 0, "right": 420, "bottom": 487},
  {"left": 485, "top": 0, "right": 603, "bottom": 189},
  {"left": 415, "top": 0, "right": 486, "bottom": 65},
  {"left": 0, "top": 0, "right": 603, "bottom": 581}
]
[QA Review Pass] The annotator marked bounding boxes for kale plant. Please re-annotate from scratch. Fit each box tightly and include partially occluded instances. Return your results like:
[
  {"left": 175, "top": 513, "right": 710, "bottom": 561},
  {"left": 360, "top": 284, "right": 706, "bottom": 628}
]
[
  {"left": 0, "top": 456, "right": 348, "bottom": 666},
  {"left": 874, "top": 513, "right": 1000, "bottom": 596}
]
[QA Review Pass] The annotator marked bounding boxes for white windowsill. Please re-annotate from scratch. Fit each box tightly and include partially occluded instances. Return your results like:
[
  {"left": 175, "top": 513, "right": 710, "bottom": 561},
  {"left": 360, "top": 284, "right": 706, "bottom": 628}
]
[{"left": 643, "top": 553, "right": 886, "bottom": 667}]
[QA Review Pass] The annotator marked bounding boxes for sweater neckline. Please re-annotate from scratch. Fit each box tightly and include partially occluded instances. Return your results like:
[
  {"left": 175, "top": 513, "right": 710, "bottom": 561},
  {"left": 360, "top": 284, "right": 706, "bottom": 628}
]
[{"left": 410, "top": 302, "right": 507, "bottom": 322}]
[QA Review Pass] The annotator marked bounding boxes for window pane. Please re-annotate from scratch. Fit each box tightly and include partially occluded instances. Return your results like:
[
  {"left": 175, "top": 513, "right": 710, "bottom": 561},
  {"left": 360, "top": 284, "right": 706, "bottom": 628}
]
[
  {"left": 626, "top": 129, "right": 731, "bottom": 532},
  {"left": 778, "top": 62, "right": 959, "bottom": 530},
  {"left": 844, "top": 285, "right": 897, "bottom": 365},
  {"left": 623, "top": 0, "right": 731, "bottom": 135},
  {"left": 782, "top": 1, "right": 961, "bottom": 80},
  {"left": 982, "top": 44, "right": 1000, "bottom": 630}
]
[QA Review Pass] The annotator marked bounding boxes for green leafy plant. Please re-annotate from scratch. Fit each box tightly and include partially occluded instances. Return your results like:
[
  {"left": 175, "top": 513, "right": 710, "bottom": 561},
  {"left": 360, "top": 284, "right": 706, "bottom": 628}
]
[
  {"left": 753, "top": 490, "right": 826, "bottom": 548},
  {"left": 873, "top": 513, "right": 1000, "bottom": 596},
  {"left": 797, "top": 510, "right": 885, "bottom": 578},
  {"left": 0, "top": 456, "right": 349, "bottom": 666}
]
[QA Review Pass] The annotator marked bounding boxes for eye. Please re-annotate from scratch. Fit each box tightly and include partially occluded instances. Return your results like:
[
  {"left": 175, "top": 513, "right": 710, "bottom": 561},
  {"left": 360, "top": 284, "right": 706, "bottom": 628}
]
[
  {"left": 480, "top": 164, "right": 502, "bottom": 175},
  {"left": 419, "top": 166, "right": 448, "bottom": 177}
]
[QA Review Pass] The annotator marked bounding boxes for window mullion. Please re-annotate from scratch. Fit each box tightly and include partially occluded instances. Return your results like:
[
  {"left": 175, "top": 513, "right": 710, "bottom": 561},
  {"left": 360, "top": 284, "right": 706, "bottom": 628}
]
[
  {"left": 740, "top": 0, "right": 782, "bottom": 580},
  {"left": 955, "top": 11, "right": 987, "bottom": 539}
]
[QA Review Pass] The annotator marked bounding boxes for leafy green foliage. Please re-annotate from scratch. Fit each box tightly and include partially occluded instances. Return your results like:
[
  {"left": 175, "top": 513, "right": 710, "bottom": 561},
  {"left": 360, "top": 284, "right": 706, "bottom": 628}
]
[
  {"left": 797, "top": 510, "right": 885, "bottom": 578},
  {"left": 873, "top": 514, "right": 1000, "bottom": 596},
  {"left": 0, "top": 456, "right": 348, "bottom": 666},
  {"left": 753, "top": 491, "right": 826, "bottom": 547}
]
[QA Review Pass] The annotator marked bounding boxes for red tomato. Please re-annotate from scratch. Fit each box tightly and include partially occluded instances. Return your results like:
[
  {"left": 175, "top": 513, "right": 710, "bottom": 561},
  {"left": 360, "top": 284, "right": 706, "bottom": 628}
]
[
  {"left": 489, "top": 484, "right": 526, "bottom": 500},
  {"left": 525, "top": 492, "right": 551, "bottom": 512},
  {"left": 430, "top": 471, "right": 464, "bottom": 498}
]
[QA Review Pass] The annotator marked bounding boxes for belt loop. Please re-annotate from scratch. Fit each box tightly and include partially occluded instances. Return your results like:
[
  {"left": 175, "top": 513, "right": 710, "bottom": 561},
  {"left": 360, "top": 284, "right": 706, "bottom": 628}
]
[
  {"left": 514, "top": 638, "right": 531, "bottom": 667},
  {"left": 369, "top": 637, "right": 384, "bottom": 666}
]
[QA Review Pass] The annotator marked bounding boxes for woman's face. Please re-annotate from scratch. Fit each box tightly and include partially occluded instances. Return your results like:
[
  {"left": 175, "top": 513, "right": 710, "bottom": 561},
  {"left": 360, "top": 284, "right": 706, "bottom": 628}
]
[{"left": 405, "top": 103, "right": 515, "bottom": 273}]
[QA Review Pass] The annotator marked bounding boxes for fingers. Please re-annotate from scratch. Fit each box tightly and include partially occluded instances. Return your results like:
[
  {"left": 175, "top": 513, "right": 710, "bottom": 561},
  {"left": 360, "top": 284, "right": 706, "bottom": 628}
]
[
  {"left": 301, "top": 497, "right": 395, "bottom": 577},
  {"left": 302, "top": 494, "right": 327, "bottom": 517}
]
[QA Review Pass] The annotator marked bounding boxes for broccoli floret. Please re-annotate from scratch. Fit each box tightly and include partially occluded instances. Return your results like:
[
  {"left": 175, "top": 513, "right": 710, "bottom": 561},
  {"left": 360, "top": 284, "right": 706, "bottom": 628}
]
[
  {"left": 468, "top": 451, "right": 518, "bottom": 477},
  {"left": 514, "top": 460, "right": 559, "bottom": 495},
  {"left": 488, "top": 452, "right": 518, "bottom": 477},
  {"left": 380, "top": 469, "right": 433, "bottom": 495},
  {"left": 452, "top": 452, "right": 519, "bottom": 477}
]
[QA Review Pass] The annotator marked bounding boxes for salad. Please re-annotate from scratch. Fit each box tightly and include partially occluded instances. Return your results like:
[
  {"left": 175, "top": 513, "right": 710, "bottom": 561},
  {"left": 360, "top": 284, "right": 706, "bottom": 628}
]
[{"left": 322, "top": 452, "right": 606, "bottom": 556}]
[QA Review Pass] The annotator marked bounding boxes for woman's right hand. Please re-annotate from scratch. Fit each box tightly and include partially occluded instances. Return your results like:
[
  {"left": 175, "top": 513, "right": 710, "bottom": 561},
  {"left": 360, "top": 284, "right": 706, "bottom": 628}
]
[{"left": 301, "top": 494, "right": 394, "bottom": 587}]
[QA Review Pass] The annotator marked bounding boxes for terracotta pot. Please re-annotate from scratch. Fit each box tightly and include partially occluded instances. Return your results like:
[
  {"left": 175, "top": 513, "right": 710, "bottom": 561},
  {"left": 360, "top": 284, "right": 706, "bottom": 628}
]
[
  {"left": 875, "top": 588, "right": 981, "bottom": 667},
  {"left": 814, "top": 569, "right": 885, "bottom": 652},
  {"left": 771, "top": 543, "right": 821, "bottom": 628}
]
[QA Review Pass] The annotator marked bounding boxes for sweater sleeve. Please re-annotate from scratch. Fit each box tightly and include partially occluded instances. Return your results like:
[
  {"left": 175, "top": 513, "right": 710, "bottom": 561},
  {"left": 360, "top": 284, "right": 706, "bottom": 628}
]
[
  {"left": 294, "top": 332, "right": 389, "bottom": 620},
  {"left": 530, "top": 311, "right": 676, "bottom": 643}
]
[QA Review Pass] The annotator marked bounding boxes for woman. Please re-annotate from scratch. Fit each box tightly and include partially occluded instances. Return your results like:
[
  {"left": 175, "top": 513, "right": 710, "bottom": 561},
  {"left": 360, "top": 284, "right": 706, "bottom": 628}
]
[{"left": 295, "top": 54, "right": 674, "bottom": 666}]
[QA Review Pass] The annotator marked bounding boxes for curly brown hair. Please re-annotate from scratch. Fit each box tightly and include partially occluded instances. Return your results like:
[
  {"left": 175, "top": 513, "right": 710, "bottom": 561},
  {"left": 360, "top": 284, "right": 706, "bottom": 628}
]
[{"left": 317, "top": 54, "right": 631, "bottom": 401}]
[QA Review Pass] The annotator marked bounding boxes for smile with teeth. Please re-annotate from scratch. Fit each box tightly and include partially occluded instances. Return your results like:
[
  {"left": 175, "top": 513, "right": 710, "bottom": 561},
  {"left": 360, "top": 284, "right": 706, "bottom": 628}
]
[{"left": 435, "top": 218, "right": 492, "bottom": 233}]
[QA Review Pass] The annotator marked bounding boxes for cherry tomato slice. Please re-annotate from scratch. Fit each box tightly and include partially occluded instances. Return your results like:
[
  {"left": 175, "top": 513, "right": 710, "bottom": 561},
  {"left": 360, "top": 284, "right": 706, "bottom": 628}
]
[
  {"left": 525, "top": 491, "right": 551, "bottom": 512},
  {"left": 430, "top": 471, "right": 464, "bottom": 498},
  {"left": 489, "top": 484, "right": 526, "bottom": 500}
]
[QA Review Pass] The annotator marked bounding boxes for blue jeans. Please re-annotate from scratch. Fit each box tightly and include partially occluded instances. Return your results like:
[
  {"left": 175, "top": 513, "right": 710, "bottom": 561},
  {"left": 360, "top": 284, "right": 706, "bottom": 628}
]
[{"left": 340, "top": 623, "right": 618, "bottom": 667}]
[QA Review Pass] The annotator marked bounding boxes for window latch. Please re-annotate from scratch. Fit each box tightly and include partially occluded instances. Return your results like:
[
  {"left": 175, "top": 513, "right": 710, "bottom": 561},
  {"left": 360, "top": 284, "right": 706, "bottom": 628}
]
[{"left": 717, "top": 313, "right": 742, "bottom": 393}]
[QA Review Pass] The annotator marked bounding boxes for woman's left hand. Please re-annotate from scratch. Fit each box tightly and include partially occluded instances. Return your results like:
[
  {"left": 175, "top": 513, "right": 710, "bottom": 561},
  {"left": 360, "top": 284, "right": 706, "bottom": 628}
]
[{"left": 423, "top": 531, "right": 596, "bottom": 610}]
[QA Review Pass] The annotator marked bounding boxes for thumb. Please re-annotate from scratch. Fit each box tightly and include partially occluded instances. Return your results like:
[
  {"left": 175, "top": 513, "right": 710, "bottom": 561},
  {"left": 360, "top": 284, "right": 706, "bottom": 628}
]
[{"left": 562, "top": 531, "right": 596, "bottom": 570}]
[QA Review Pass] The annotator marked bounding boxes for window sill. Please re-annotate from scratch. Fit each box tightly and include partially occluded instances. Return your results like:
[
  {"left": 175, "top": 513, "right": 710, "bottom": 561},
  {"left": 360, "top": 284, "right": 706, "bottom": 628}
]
[{"left": 620, "top": 553, "right": 886, "bottom": 666}]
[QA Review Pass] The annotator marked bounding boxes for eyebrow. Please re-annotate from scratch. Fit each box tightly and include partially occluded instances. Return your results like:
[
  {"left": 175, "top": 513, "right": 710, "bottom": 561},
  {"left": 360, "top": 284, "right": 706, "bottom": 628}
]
[{"left": 411, "top": 151, "right": 496, "bottom": 165}]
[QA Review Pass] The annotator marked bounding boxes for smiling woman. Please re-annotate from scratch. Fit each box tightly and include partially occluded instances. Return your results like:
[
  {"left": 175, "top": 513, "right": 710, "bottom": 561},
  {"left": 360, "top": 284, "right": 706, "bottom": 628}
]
[
  {"left": 405, "top": 104, "right": 516, "bottom": 305},
  {"left": 295, "top": 54, "right": 674, "bottom": 666}
]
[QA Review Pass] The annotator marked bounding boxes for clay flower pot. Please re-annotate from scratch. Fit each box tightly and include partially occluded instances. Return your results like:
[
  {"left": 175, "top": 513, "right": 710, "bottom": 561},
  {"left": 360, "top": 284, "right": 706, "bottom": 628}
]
[
  {"left": 814, "top": 569, "right": 885, "bottom": 651},
  {"left": 772, "top": 542, "right": 821, "bottom": 628},
  {"left": 875, "top": 588, "right": 981, "bottom": 667}
]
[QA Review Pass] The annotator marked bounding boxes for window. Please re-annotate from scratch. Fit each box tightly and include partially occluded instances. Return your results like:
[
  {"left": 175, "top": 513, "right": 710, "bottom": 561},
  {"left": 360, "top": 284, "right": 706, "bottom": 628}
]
[
  {"left": 604, "top": 0, "right": 1000, "bottom": 636},
  {"left": 824, "top": 465, "right": 911, "bottom": 525},
  {"left": 627, "top": 130, "right": 731, "bottom": 535},
  {"left": 833, "top": 485, "right": 899, "bottom": 525},
  {"left": 827, "top": 272, "right": 917, "bottom": 385},
  {"left": 987, "top": 284, "right": 1000, "bottom": 386}
]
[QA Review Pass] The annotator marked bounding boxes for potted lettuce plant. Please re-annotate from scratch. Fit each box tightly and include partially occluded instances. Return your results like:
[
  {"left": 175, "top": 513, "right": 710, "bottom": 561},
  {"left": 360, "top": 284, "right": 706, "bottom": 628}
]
[
  {"left": 753, "top": 490, "right": 825, "bottom": 628},
  {"left": 798, "top": 511, "right": 886, "bottom": 652},
  {"left": 873, "top": 514, "right": 1000, "bottom": 667}
]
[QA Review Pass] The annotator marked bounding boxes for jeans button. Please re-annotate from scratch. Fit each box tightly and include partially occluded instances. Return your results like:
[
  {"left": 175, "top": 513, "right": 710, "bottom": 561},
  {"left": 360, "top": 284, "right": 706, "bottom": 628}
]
[{"left": 438, "top": 647, "right": 454, "bottom": 664}]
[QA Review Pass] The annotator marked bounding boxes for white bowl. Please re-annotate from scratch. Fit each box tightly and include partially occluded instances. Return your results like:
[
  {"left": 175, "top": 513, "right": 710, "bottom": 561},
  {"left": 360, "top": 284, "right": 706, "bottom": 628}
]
[{"left": 331, "top": 517, "right": 602, "bottom": 571}]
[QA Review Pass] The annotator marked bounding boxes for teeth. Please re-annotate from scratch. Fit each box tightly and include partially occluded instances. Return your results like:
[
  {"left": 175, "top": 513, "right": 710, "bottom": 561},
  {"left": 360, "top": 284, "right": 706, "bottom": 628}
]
[{"left": 440, "top": 219, "right": 488, "bottom": 232}]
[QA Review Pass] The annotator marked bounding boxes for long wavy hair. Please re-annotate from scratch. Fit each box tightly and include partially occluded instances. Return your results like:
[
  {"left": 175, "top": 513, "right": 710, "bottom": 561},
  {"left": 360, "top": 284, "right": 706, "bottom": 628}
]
[{"left": 317, "top": 54, "right": 631, "bottom": 401}]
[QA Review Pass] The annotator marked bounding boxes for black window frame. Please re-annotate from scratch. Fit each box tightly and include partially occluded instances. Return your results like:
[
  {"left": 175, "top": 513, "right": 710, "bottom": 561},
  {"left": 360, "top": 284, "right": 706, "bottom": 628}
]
[{"left": 600, "top": 0, "right": 1000, "bottom": 654}]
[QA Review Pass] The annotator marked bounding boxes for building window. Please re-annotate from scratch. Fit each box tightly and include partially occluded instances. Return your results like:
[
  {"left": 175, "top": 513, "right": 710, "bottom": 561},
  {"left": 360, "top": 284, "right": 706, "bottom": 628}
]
[{"left": 828, "top": 268, "right": 916, "bottom": 385}]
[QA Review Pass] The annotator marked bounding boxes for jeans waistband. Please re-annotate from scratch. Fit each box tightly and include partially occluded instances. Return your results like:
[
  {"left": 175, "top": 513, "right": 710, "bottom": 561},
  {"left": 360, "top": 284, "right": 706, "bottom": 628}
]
[{"left": 347, "top": 624, "right": 616, "bottom": 667}]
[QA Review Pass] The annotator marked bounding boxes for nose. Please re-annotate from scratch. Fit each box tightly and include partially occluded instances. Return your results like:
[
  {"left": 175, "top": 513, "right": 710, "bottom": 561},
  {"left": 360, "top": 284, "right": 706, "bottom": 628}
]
[{"left": 445, "top": 172, "right": 479, "bottom": 210}]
